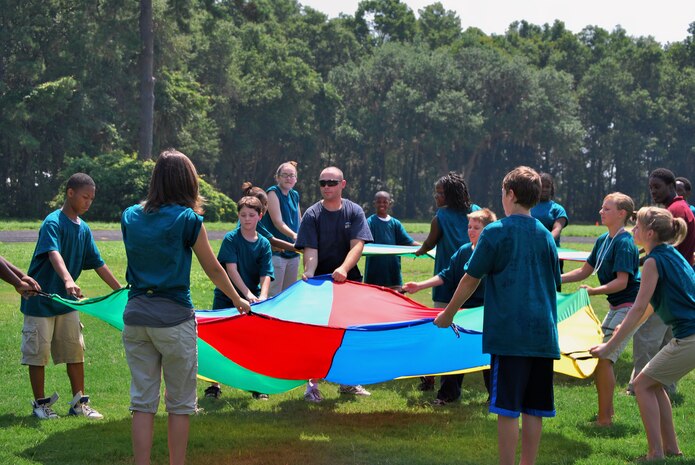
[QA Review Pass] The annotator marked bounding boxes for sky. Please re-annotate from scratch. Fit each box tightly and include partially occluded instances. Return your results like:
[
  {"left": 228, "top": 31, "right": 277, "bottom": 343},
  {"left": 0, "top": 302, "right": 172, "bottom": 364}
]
[{"left": 299, "top": 0, "right": 694, "bottom": 45}]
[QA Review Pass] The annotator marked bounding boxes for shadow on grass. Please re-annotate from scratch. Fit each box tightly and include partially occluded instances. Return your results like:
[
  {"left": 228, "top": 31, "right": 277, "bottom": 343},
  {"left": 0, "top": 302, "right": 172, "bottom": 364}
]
[{"left": 17, "top": 405, "right": 594, "bottom": 465}]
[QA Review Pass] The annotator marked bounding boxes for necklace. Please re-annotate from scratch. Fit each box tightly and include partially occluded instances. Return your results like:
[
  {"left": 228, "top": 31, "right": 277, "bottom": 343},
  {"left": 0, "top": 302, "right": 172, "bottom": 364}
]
[{"left": 592, "top": 228, "right": 625, "bottom": 275}]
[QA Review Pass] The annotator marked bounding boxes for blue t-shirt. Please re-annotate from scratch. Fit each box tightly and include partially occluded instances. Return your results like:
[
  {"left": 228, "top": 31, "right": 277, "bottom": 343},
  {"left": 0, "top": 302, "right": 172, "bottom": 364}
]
[
  {"left": 261, "top": 185, "right": 300, "bottom": 259},
  {"left": 295, "top": 199, "right": 373, "bottom": 281},
  {"left": 465, "top": 215, "right": 561, "bottom": 359},
  {"left": 586, "top": 231, "right": 640, "bottom": 307},
  {"left": 121, "top": 204, "right": 203, "bottom": 308},
  {"left": 531, "top": 200, "right": 569, "bottom": 246},
  {"left": 21, "top": 210, "right": 104, "bottom": 317},
  {"left": 647, "top": 244, "right": 695, "bottom": 339},
  {"left": 433, "top": 204, "right": 480, "bottom": 302},
  {"left": 364, "top": 215, "right": 415, "bottom": 287},
  {"left": 213, "top": 229, "right": 274, "bottom": 308},
  {"left": 437, "top": 242, "right": 486, "bottom": 308}
]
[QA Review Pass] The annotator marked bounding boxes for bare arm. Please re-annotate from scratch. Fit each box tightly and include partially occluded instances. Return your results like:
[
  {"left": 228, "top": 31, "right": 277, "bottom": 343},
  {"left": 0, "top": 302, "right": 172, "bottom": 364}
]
[
  {"left": 269, "top": 236, "right": 298, "bottom": 253},
  {"left": 333, "top": 239, "right": 365, "bottom": 282},
  {"left": 0, "top": 257, "right": 40, "bottom": 295},
  {"left": 581, "top": 271, "right": 629, "bottom": 296},
  {"left": 551, "top": 218, "right": 567, "bottom": 242},
  {"left": 225, "top": 263, "right": 257, "bottom": 303},
  {"left": 402, "top": 275, "right": 444, "bottom": 294},
  {"left": 48, "top": 250, "right": 81, "bottom": 297},
  {"left": 561, "top": 262, "right": 594, "bottom": 284},
  {"left": 267, "top": 191, "right": 297, "bottom": 240},
  {"left": 302, "top": 247, "right": 318, "bottom": 280},
  {"left": 434, "top": 274, "right": 481, "bottom": 327},
  {"left": 590, "top": 259, "right": 658, "bottom": 358},
  {"left": 259, "top": 275, "right": 271, "bottom": 300},
  {"left": 94, "top": 264, "right": 122, "bottom": 290},
  {"left": 192, "top": 225, "right": 250, "bottom": 313},
  {"left": 415, "top": 217, "right": 441, "bottom": 256}
]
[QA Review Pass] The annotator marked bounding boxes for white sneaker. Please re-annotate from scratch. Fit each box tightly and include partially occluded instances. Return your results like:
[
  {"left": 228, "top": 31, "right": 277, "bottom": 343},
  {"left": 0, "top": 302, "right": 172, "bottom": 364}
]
[
  {"left": 68, "top": 391, "right": 103, "bottom": 419},
  {"left": 338, "top": 385, "right": 371, "bottom": 396},
  {"left": 32, "top": 392, "right": 60, "bottom": 420}
]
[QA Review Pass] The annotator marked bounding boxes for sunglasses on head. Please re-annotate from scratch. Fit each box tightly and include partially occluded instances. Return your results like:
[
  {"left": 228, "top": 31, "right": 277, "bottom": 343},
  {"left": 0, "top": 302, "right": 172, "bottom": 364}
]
[{"left": 319, "top": 179, "right": 340, "bottom": 187}]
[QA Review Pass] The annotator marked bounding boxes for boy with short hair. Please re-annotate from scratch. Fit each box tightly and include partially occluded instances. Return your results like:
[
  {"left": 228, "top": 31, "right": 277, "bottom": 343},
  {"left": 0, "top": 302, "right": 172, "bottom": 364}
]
[
  {"left": 364, "top": 191, "right": 419, "bottom": 289},
  {"left": 21, "top": 173, "right": 122, "bottom": 420},
  {"left": 207, "top": 195, "right": 274, "bottom": 399},
  {"left": 434, "top": 166, "right": 560, "bottom": 465}
]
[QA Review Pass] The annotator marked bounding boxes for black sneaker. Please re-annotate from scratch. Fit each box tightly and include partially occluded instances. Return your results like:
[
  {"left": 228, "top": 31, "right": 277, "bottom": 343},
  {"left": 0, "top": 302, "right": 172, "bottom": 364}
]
[
  {"left": 251, "top": 392, "right": 269, "bottom": 400},
  {"left": 204, "top": 385, "right": 222, "bottom": 399}
]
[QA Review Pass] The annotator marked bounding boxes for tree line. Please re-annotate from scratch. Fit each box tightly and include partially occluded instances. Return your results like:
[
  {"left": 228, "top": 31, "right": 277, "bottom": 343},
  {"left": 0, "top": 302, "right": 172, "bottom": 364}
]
[{"left": 1, "top": 0, "right": 694, "bottom": 221}]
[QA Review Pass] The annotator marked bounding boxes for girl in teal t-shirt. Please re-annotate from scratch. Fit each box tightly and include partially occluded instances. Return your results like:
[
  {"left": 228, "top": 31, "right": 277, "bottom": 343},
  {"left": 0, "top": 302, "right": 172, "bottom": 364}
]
[
  {"left": 591, "top": 206, "right": 695, "bottom": 461},
  {"left": 562, "top": 192, "right": 640, "bottom": 426}
]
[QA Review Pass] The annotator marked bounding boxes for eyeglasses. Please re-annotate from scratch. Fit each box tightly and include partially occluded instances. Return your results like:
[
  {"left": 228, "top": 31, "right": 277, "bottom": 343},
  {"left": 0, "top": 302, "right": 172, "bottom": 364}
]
[
  {"left": 279, "top": 173, "right": 297, "bottom": 179},
  {"left": 319, "top": 179, "right": 341, "bottom": 187}
]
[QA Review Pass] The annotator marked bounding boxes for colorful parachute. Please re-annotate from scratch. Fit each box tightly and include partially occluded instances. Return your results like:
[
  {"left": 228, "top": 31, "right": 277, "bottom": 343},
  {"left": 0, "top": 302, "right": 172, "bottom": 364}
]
[{"left": 47, "top": 277, "right": 601, "bottom": 394}]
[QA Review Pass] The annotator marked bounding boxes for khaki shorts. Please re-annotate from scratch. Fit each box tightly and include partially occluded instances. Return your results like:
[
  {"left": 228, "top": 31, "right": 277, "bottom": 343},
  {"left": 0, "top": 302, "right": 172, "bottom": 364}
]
[
  {"left": 601, "top": 305, "right": 637, "bottom": 363},
  {"left": 123, "top": 319, "right": 198, "bottom": 415},
  {"left": 642, "top": 333, "right": 695, "bottom": 387},
  {"left": 21, "top": 312, "right": 85, "bottom": 366}
]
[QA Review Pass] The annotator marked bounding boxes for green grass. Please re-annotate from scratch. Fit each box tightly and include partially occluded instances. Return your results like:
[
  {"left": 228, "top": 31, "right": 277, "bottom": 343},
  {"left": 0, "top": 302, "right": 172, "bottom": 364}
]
[
  {"left": 0, "top": 240, "right": 693, "bottom": 464},
  {"left": 0, "top": 219, "right": 605, "bottom": 237}
]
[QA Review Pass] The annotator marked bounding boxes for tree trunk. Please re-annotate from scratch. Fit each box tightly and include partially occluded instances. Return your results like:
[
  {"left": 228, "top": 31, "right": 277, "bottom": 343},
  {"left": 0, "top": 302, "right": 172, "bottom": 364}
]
[{"left": 138, "top": 0, "right": 154, "bottom": 160}]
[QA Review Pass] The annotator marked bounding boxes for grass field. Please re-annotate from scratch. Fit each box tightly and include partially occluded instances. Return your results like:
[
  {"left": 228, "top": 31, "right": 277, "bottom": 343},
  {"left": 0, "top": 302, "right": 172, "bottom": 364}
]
[
  {"left": 0, "top": 239, "right": 693, "bottom": 465},
  {"left": 0, "top": 220, "right": 605, "bottom": 238}
]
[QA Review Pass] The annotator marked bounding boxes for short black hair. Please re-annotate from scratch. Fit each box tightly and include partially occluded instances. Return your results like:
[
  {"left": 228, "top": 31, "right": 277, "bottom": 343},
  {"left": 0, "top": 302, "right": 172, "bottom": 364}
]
[
  {"left": 649, "top": 168, "right": 676, "bottom": 186},
  {"left": 65, "top": 173, "right": 95, "bottom": 194},
  {"left": 675, "top": 176, "right": 692, "bottom": 193}
]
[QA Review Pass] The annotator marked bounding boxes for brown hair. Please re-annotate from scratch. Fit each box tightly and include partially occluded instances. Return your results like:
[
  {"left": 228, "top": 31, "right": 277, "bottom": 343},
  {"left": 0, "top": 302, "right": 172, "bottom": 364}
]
[
  {"left": 604, "top": 192, "right": 635, "bottom": 226},
  {"left": 636, "top": 206, "right": 688, "bottom": 246},
  {"left": 468, "top": 208, "right": 497, "bottom": 226},
  {"left": 241, "top": 182, "right": 268, "bottom": 213},
  {"left": 237, "top": 196, "right": 264, "bottom": 215},
  {"left": 144, "top": 149, "right": 203, "bottom": 214},
  {"left": 502, "top": 166, "right": 541, "bottom": 208}
]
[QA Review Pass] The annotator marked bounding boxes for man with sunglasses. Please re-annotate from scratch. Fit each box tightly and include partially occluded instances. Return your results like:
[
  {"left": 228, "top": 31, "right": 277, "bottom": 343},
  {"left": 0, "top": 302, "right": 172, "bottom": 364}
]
[{"left": 295, "top": 166, "right": 373, "bottom": 401}]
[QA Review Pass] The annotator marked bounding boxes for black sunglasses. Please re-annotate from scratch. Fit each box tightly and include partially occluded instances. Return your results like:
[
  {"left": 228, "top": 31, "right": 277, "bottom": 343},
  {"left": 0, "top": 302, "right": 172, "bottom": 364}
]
[{"left": 319, "top": 179, "right": 341, "bottom": 187}]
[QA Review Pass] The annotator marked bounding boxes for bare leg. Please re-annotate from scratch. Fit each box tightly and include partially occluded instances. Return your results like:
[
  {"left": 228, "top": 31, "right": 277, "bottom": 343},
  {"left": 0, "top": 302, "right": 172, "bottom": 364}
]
[
  {"left": 168, "top": 413, "right": 190, "bottom": 465},
  {"left": 520, "top": 414, "right": 543, "bottom": 465},
  {"left": 497, "top": 415, "right": 519, "bottom": 465},
  {"left": 634, "top": 373, "right": 682, "bottom": 460},
  {"left": 29, "top": 365, "right": 45, "bottom": 399},
  {"left": 132, "top": 411, "right": 155, "bottom": 465},
  {"left": 66, "top": 362, "right": 85, "bottom": 396},
  {"left": 595, "top": 359, "right": 615, "bottom": 425}
]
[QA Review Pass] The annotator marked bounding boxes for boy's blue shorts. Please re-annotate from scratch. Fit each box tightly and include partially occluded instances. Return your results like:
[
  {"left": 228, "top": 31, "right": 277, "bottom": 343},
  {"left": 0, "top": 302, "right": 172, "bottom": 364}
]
[{"left": 488, "top": 354, "right": 556, "bottom": 418}]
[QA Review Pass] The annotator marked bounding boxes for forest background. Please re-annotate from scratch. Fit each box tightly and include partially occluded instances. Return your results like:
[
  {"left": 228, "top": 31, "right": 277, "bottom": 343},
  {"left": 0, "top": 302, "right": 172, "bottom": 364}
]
[{"left": 2, "top": 0, "right": 695, "bottom": 222}]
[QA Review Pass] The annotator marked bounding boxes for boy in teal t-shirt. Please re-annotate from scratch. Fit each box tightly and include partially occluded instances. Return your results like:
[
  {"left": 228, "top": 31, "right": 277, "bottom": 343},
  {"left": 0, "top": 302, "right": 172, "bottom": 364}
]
[
  {"left": 364, "top": 191, "right": 419, "bottom": 288},
  {"left": 435, "top": 166, "right": 560, "bottom": 465},
  {"left": 207, "top": 196, "right": 274, "bottom": 400},
  {"left": 21, "top": 173, "right": 122, "bottom": 420}
]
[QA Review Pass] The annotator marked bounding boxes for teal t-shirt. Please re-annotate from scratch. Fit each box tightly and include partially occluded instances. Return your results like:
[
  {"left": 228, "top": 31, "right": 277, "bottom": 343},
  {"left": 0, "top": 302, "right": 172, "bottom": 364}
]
[
  {"left": 21, "top": 210, "right": 104, "bottom": 317},
  {"left": 465, "top": 214, "right": 561, "bottom": 358},
  {"left": 260, "top": 185, "right": 300, "bottom": 259},
  {"left": 586, "top": 231, "right": 640, "bottom": 307},
  {"left": 213, "top": 228, "right": 274, "bottom": 308},
  {"left": 121, "top": 204, "right": 203, "bottom": 308},
  {"left": 531, "top": 200, "right": 568, "bottom": 246},
  {"left": 437, "top": 242, "right": 486, "bottom": 308},
  {"left": 647, "top": 244, "right": 695, "bottom": 339},
  {"left": 432, "top": 204, "right": 480, "bottom": 302},
  {"left": 364, "top": 215, "right": 415, "bottom": 287}
]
